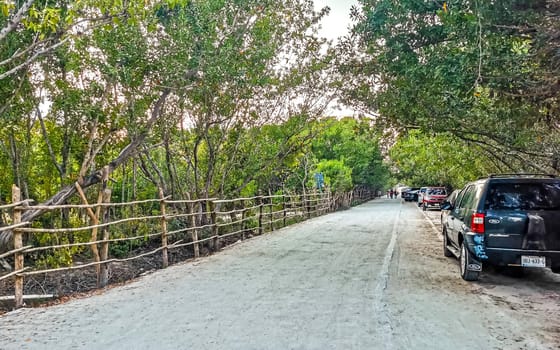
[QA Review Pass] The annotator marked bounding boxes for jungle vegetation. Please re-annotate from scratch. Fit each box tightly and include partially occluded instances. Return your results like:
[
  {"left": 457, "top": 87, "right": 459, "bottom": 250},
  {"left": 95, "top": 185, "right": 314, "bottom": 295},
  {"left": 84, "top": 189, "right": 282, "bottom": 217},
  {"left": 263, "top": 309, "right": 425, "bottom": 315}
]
[
  {"left": 0, "top": 0, "right": 388, "bottom": 225},
  {"left": 344, "top": 0, "right": 560, "bottom": 188},
  {"left": 1, "top": 0, "right": 559, "bottom": 221}
]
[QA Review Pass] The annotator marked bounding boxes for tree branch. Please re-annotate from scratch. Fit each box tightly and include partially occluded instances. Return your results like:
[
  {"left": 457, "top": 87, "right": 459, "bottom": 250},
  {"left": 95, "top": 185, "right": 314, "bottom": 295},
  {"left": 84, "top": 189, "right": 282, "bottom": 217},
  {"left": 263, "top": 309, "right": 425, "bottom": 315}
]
[
  {"left": 0, "top": 37, "right": 70, "bottom": 81},
  {"left": 0, "top": 0, "right": 35, "bottom": 42}
]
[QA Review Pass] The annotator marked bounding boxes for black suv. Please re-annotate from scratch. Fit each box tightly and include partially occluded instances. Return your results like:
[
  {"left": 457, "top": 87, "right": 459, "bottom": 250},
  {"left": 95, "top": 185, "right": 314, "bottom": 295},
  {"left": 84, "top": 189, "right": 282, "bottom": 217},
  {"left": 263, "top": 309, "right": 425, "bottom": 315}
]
[
  {"left": 403, "top": 188, "right": 420, "bottom": 202},
  {"left": 441, "top": 174, "right": 560, "bottom": 281}
]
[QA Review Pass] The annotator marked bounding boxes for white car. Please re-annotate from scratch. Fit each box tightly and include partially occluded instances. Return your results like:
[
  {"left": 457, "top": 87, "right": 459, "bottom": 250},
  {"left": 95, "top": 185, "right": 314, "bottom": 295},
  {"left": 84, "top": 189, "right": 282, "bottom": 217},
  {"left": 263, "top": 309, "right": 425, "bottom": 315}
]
[{"left": 417, "top": 187, "right": 428, "bottom": 207}]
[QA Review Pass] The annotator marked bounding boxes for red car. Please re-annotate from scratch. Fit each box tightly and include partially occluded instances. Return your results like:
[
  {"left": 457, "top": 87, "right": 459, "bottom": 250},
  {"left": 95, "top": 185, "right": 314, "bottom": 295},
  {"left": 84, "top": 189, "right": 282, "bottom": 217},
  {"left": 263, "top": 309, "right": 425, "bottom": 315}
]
[{"left": 421, "top": 187, "right": 447, "bottom": 211}]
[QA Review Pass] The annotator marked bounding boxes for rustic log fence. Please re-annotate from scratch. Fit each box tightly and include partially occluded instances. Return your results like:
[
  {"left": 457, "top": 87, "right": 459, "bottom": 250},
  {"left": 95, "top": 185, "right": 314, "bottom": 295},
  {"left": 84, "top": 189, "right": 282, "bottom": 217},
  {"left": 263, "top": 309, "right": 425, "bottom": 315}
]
[{"left": 0, "top": 185, "right": 375, "bottom": 308}]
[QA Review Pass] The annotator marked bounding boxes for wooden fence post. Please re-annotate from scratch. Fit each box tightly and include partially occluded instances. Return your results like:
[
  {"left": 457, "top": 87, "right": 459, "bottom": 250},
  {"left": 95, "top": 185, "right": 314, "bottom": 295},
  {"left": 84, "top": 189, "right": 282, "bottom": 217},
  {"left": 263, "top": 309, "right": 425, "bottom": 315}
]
[
  {"left": 313, "top": 191, "right": 317, "bottom": 217},
  {"left": 158, "top": 188, "right": 168, "bottom": 268},
  {"left": 257, "top": 196, "right": 263, "bottom": 235},
  {"left": 282, "top": 194, "right": 287, "bottom": 227},
  {"left": 99, "top": 188, "right": 112, "bottom": 287},
  {"left": 269, "top": 197, "right": 274, "bottom": 232},
  {"left": 241, "top": 199, "right": 247, "bottom": 240},
  {"left": 188, "top": 202, "right": 199, "bottom": 258},
  {"left": 209, "top": 200, "right": 219, "bottom": 251},
  {"left": 306, "top": 192, "right": 311, "bottom": 219},
  {"left": 12, "top": 185, "right": 24, "bottom": 308},
  {"left": 317, "top": 192, "right": 325, "bottom": 216}
]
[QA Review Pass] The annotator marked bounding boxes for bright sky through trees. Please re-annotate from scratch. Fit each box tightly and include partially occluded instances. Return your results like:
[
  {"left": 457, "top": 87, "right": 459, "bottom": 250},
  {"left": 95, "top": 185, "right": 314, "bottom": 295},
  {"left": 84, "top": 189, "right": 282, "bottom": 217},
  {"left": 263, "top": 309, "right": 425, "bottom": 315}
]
[
  {"left": 314, "top": 0, "right": 360, "bottom": 116},
  {"left": 314, "top": 0, "right": 358, "bottom": 41}
]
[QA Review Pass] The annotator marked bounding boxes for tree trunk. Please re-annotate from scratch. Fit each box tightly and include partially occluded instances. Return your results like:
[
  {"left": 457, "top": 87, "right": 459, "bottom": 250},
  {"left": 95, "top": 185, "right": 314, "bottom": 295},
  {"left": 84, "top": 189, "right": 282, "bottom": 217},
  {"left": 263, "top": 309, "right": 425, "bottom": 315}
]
[
  {"left": 99, "top": 188, "right": 112, "bottom": 287},
  {"left": 8, "top": 133, "right": 22, "bottom": 191},
  {"left": 164, "top": 131, "right": 177, "bottom": 199}
]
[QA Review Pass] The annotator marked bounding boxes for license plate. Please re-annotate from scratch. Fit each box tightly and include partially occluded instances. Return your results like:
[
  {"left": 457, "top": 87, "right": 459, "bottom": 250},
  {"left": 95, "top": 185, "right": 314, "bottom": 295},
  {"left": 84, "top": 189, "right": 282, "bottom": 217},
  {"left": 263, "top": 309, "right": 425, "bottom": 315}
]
[{"left": 521, "top": 255, "right": 546, "bottom": 268}]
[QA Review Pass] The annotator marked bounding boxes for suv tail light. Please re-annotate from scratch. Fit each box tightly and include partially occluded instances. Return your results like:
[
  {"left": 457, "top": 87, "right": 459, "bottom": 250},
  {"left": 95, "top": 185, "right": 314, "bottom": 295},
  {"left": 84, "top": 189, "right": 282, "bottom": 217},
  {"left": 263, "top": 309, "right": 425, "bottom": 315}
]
[{"left": 471, "top": 213, "right": 485, "bottom": 234}]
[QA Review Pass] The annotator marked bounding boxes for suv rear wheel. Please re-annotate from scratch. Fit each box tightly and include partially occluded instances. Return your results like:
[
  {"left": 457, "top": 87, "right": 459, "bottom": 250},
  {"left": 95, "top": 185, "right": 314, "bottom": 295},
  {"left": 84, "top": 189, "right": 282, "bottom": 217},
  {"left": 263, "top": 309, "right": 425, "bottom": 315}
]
[{"left": 460, "top": 243, "right": 480, "bottom": 281}]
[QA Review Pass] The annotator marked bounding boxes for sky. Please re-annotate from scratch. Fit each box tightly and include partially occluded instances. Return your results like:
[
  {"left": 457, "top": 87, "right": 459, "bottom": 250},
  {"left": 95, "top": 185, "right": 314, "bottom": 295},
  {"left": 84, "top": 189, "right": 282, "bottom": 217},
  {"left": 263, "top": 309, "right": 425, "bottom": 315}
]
[
  {"left": 314, "top": 0, "right": 360, "bottom": 42},
  {"left": 314, "top": 0, "right": 362, "bottom": 116}
]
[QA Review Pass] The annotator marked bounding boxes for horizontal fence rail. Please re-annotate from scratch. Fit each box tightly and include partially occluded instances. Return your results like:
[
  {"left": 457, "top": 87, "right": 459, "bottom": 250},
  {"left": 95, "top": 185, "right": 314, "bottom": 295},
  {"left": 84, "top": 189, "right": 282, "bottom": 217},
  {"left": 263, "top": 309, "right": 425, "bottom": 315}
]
[{"left": 0, "top": 185, "right": 376, "bottom": 308}]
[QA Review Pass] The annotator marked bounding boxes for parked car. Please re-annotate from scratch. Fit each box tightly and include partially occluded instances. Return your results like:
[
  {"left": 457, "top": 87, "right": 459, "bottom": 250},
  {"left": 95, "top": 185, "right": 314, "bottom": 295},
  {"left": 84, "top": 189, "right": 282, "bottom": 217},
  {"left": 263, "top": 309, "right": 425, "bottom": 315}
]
[
  {"left": 403, "top": 188, "right": 420, "bottom": 202},
  {"left": 440, "top": 189, "right": 461, "bottom": 226},
  {"left": 417, "top": 187, "right": 428, "bottom": 206},
  {"left": 418, "top": 186, "right": 447, "bottom": 210},
  {"left": 399, "top": 187, "right": 410, "bottom": 198},
  {"left": 441, "top": 174, "right": 560, "bottom": 281}
]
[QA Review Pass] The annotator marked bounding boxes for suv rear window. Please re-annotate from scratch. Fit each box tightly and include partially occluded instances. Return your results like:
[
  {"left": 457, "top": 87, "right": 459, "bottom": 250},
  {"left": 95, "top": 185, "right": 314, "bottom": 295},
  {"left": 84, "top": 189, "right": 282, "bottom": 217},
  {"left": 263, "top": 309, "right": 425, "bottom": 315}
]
[
  {"left": 427, "top": 188, "right": 446, "bottom": 195},
  {"left": 485, "top": 182, "right": 560, "bottom": 210}
]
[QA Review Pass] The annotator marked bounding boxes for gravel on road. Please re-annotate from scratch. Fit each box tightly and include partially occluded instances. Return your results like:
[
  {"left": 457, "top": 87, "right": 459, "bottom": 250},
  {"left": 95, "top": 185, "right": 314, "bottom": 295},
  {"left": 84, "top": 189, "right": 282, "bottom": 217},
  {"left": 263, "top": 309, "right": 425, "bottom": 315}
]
[{"left": 1, "top": 199, "right": 558, "bottom": 350}]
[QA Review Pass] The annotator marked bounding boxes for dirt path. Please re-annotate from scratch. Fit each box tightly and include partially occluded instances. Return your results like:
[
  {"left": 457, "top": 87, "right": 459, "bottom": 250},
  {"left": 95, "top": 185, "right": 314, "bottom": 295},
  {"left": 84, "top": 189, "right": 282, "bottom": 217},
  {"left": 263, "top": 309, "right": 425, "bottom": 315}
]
[
  {"left": 388, "top": 202, "right": 560, "bottom": 349},
  {"left": 0, "top": 199, "right": 558, "bottom": 349}
]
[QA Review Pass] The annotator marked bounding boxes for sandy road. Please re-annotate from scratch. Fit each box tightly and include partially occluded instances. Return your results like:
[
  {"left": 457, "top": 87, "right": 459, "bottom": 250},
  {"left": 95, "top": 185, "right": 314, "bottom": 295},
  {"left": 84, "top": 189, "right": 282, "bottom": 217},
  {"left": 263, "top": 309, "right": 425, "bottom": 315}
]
[{"left": 0, "top": 199, "right": 559, "bottom": 349}]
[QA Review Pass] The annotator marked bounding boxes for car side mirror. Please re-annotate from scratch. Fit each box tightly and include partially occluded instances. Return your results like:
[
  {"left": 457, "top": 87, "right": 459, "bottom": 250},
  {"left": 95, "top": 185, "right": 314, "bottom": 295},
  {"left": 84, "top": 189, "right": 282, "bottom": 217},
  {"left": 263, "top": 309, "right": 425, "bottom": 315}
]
[{"left": 441, "top": 201, "right": 453, "bottom": 210}]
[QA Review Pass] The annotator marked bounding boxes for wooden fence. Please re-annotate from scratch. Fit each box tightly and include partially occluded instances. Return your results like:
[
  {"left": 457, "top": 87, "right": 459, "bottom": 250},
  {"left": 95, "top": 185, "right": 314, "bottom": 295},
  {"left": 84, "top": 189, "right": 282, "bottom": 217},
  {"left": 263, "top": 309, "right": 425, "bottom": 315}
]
[{"left": 0, "top": 185, "right": 375, "bottom": 308}]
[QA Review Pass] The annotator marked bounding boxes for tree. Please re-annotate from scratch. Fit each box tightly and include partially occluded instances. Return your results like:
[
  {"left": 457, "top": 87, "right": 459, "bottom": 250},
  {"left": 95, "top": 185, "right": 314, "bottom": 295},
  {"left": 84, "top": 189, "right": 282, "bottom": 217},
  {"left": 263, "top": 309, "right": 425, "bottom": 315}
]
[
  {"left": 147, "top": 0, "right": 335, "bottom": 199},
  {"left": 0, "top": 0, "right": 337, "bottom": 250},
  {"left": 311, "top": 117, "right": 389, "bottom": 193},
  {"left": 345, "top": 0, "right": 559, "bottom": 174},
  {"left": 390, "top": 130, "right": 491, "bottom": 189},
  {"left": 316, "top": 159, "right": 353, "bottom": 193}
]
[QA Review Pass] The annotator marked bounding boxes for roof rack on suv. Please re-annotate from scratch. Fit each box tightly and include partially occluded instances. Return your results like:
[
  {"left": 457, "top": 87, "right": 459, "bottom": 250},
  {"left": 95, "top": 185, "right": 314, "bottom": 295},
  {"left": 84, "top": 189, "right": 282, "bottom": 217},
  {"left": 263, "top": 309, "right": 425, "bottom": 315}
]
[{"left": 487, "top": 173, "right": 557, "bottom": 178}]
